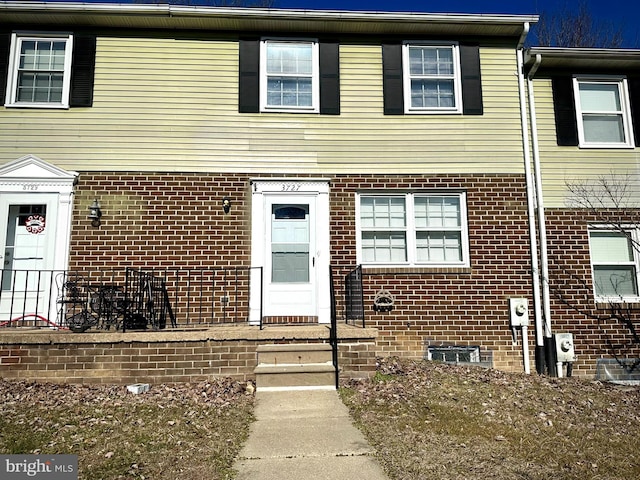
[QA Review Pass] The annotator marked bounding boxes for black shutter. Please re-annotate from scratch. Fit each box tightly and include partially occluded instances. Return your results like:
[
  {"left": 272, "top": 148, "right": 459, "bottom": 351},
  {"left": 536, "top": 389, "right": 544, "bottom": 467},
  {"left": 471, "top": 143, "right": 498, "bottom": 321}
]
[
  {"left": 382, "top": 43, "right": 403, "bottom": 115},
  {"left": 238, "top": 38, "right": 260, "bottom": 113},
  {"left": 459, "top": 43, "right": 483, "bottom": 115},
  {"left": 551, "top": 76, "right": 579, "bottom": 146},
  {"left": 319, "top": 40, "right": 340, "bottom": 115},
  {"left": 69, "top": 34, "right": 96, "bottom": 107},
  {"left": 0, "top": 32, "right": 11, "bottom": 104},
  {"left": 627, "top": 76, "right": 640, "bottom": 147}
]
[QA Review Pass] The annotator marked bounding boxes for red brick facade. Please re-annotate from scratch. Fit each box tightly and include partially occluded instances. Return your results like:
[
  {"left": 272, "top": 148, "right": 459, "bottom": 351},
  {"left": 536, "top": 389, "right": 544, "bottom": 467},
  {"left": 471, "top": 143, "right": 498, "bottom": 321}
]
[
  {"left": 545, "top": 210, "right": 640, "bottom": 377},
  {"left": 69, "top": 172, "right": 540, "bottom": 374}
]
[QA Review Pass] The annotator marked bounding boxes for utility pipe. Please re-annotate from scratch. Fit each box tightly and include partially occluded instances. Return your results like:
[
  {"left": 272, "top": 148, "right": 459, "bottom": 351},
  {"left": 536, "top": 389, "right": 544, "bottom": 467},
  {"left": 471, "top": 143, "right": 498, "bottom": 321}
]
[
  {"left": 526, "top": 53, "right": 555, "bottom": 375},
  {"left": 522, "top": 325, "right": 531, "bottom": 374},
  {"left": 515, "top": 23, "right": 539, "bottom": 374}
]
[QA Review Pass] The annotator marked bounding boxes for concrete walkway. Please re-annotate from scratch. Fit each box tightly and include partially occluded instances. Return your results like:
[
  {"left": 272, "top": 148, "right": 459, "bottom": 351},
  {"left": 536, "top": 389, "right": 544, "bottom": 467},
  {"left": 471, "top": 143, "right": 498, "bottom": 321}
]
[{"left": 233, "top": 389, "right": 390, "bottom": 480}]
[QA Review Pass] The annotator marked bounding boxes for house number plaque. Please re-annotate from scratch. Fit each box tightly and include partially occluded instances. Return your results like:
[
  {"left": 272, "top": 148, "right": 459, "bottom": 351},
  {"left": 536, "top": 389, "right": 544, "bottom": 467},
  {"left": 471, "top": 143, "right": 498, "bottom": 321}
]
[{"left": 281, "top": 183, "right": 301, "bottom": 191}]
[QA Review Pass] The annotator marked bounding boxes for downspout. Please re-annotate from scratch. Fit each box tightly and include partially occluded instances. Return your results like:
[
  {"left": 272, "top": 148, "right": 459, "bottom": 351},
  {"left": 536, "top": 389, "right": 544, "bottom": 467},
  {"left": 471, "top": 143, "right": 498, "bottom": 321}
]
[
  {"left": 526, "top": 54, "right": 555, "bottom": 375},
  {"left": 516, "top": 23, "right": 537, "bottom": 375}
]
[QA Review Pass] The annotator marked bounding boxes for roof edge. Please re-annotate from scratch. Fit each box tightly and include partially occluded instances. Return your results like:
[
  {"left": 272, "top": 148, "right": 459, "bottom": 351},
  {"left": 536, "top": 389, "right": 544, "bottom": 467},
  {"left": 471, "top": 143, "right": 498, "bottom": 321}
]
[{"left": 0, "top": 1, "right": 539, "bottom": 26}]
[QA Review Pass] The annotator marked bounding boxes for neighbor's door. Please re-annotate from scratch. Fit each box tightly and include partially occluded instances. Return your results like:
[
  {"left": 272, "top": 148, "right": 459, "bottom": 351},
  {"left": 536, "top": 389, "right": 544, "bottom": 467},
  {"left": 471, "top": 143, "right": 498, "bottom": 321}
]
[
  {"left": 264, "top": 195, "right": 317, "bottom": 317},
  {"left": 0, "top": 194, "right": 58, "bottom": 321}
]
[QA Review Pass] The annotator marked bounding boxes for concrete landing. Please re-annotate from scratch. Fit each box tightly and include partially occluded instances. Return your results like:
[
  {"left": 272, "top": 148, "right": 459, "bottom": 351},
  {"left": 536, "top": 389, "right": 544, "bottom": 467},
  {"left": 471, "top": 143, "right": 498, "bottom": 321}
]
[{"left": 233, "top": 390, "right": 389, "bottom": 480}]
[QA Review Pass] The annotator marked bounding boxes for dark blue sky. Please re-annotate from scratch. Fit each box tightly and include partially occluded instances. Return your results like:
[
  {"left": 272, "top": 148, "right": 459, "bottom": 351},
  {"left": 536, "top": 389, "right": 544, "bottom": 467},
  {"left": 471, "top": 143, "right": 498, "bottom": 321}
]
[
  {"left": 37, "top": 1, "right": 640, "bottom": 47},
  {"left": 274, "top": 0, "right": 640, "bottom": 47}
]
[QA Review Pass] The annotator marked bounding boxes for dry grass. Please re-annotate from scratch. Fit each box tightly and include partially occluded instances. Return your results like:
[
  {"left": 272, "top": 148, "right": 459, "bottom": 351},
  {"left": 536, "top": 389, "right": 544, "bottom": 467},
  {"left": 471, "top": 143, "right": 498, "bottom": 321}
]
[
  {"left": 2, "top": 358, "right": 639, "bottom": 480},
  {"left": 0, "top": 378, "right": 254, "bottom": 480},
  {"left": 340, "top": 358, "right": 640, "bottom": 480}
]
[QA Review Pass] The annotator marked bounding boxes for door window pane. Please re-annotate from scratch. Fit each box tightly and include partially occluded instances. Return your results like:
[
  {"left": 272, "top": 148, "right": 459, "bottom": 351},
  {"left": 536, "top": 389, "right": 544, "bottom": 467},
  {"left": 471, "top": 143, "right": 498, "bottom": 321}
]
[
  {"left": 271, "top": 204, "right": 309, "bottom": 283},
  {"left": 2, "top": 204, "right": 47, "bottom": 290}
]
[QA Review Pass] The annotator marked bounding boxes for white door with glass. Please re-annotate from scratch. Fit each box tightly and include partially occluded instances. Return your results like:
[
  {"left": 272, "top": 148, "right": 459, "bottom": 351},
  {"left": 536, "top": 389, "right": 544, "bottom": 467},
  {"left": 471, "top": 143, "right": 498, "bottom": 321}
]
[
  {"left": 265, "top": 196, "right": 316, "bottom": 316},
  {"left": 249, "top": 179, "right": 331, "bottom": 323},
  {"left": 0, "top": 195, "right": 57, "bottom": 322}
]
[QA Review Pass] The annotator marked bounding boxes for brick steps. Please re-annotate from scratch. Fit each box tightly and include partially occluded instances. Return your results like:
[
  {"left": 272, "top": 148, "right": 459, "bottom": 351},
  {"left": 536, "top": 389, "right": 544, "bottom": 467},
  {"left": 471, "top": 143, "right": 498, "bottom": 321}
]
[{"left": 254, "top": 343, "right": 336, "bottom": 391}]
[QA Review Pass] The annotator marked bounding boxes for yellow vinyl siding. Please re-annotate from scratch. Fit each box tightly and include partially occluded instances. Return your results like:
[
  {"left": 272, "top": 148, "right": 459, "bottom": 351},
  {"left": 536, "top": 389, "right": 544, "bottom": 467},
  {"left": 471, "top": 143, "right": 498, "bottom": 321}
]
[
  {"left": 0, "top": 37, "right": 526, "bottom": 174},
  {"left": 531, "top": 78, "right": 640, "bottom": 207}
]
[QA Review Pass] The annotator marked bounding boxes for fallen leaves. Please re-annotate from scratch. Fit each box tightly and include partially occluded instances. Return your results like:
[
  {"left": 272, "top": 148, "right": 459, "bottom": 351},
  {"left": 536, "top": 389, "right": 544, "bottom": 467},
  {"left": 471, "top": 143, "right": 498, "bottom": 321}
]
[{"left": 341, "top": 357, "right": 640, "bottom": 480}]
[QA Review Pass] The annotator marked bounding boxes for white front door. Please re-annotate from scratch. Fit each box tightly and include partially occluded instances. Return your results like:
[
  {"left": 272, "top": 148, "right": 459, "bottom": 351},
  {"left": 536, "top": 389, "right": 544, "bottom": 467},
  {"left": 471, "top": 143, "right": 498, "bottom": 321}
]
[
  {"left": 250, "top": 179, "right": 331, "bottom": 323},
  {"left": 0, "top": 155, "right": 77, "bottom": 326},
  {"left": 0, "top": 195, "right": 58, "bottom": 321},
  {"left": 266, "top": 196, "right": 316, "bottom": 316}
]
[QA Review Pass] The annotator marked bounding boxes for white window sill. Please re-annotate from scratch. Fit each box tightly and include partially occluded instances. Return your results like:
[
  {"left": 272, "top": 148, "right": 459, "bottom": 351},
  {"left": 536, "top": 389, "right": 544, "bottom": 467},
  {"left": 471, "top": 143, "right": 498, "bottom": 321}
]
[
  {"left": 579, "top": 143, "right": 635, "bottom": 149},
  {"left": 5, "top": 102, "right": 69, "bottom": 109}
]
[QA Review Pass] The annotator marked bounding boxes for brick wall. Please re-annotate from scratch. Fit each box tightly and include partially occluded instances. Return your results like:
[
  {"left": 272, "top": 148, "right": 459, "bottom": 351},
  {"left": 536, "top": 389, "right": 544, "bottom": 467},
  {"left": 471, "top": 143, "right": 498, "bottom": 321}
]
[
  {"left": 71, "top": 173, "right": 253, "bottom": 271},
  {"left": 67, "top": 172, "right": 538, "bottom": 375},
  {"left": 330, "top": 174, "right": 535, "bottom": 373},
  {"left": 0, "top": 328, "right": 378, "bottom": 384},
  {"left": 545, "top": 209, "right": 640, "bottom": 377}
]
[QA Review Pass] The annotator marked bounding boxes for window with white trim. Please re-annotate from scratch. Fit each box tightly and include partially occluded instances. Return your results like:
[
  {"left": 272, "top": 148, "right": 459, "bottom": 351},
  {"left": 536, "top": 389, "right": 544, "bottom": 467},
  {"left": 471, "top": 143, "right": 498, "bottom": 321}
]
[
  {"left": 589, "top": 229, "right": 640, "bottom": 299},
  {"left": 573, "top": 76, "right": 634, "bottom": 148},
  {"left": 357, "top": 192, "right": 469, "bottom": 267},
  {"left": 403, "top": 42, "right": 462, "bottom": 114},
  {"left": 5, "top": 33, "right": 73, "bottom": 108},
  {"left": 260, "top": 39, "right": 319, "bottom": 113}
]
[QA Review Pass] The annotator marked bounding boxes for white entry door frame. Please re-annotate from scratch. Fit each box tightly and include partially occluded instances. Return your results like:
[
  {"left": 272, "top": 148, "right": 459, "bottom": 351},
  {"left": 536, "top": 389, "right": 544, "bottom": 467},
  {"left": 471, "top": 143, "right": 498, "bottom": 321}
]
[
  {"left": 249, "top": 178, "right": 331, "bottom": 324},
  {"left": 0, "top": 155, "right": 78, "bottom": 324}
]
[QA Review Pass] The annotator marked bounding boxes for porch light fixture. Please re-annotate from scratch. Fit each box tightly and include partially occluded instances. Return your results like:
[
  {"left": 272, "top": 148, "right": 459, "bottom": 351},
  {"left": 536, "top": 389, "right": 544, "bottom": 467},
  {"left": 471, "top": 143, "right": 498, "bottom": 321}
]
[
  {"left": 222, "top": 196, "right": 231, "bottom": 214},
  {"left": 88, "top": 199, "right": 102, "bottom": 227}
]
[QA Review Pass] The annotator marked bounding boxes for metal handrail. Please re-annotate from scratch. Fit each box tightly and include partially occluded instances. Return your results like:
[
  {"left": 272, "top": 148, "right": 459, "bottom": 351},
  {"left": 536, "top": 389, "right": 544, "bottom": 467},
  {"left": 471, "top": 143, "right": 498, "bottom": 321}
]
[{"left": 0, "top": 267, "right": 263, "bottom": 330}]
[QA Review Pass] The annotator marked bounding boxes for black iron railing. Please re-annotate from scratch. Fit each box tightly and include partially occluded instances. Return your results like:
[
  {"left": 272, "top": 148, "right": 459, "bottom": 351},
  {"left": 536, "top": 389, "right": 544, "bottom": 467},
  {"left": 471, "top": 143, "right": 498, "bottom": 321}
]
[
  {"left": 345, "top": 265, "right": 365, "bottom": 327},
  {"left": 329, "top": 266, "right": 339, "bottom": 389},
  {"left": 0, "top": 267, "right": 263, "bottom": 331}
]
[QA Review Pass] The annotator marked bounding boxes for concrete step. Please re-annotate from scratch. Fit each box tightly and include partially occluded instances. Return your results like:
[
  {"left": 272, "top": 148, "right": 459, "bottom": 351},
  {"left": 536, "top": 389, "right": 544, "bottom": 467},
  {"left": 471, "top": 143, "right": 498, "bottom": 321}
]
[
  {"left": 256, "top": 343, "right": 333, "bottom": 365},
  {"left": 255, "top": 343, "right": 336, "bottom": 391}
]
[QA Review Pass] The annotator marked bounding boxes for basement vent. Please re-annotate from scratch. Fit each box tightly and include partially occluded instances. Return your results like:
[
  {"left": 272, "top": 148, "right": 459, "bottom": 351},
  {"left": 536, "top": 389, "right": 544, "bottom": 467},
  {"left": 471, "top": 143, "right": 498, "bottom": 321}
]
[
  {"left": 427, "top": 345, "right": 480, "bottom": 363},
  {"left": 425, "top": 342, "right": 493, "bottom": 368}
]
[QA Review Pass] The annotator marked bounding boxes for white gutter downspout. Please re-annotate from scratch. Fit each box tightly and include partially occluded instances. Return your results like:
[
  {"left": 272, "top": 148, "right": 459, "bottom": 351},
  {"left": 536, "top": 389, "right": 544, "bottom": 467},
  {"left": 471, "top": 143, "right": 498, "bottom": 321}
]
[
  {"left": 516, "top": 23, "right": 536, "bottom": 375},
  {"left": 526, "top": 53, "right": 554, "bottom": 375}
]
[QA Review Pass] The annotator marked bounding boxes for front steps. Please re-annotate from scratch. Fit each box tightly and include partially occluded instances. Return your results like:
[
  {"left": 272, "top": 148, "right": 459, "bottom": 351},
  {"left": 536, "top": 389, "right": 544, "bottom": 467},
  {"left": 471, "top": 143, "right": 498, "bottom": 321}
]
[{"left": 254, "top": 343, "right": 337, "bottom": 391}]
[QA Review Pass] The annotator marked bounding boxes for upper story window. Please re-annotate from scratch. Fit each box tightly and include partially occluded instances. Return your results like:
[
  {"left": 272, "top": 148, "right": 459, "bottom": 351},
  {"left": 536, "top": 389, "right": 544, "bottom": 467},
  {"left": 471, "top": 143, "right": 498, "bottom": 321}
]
[
  {"left": 589, "top": 229, "right": 640, "bottom": 300},
  {"left": 382, "top": 42, "right": 482, "bottom": 116},
  {"left": 403, "top": 42, "right": 462, "bottom": 114},
  {"left": 573, "top": 76, "right": 634, "bottom": 148},
  {"left": 5, "top": 33, "right": 73, "bottom": 108},
  {"left": 260, "top": 39, "right": 319, "bottom": 113},
  {"left": 357, "top": 192, "right": 469, "bottom": 267}
]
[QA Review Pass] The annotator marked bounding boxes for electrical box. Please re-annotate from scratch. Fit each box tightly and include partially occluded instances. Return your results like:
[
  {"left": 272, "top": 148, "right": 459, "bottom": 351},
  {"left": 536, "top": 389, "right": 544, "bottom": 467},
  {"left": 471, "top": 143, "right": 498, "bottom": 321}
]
[
  {"left": 554, "top": 332, "right": 576, "bottom": 363},
  {"left": 509, "top": 298, "right": 529, "bottom": 327}
]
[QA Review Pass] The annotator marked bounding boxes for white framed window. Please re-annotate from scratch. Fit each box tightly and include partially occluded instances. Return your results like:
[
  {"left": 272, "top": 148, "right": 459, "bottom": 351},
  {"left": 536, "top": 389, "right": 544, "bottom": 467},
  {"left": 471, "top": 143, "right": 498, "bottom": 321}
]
[
  {"left": 357, "top": 192, "right": 469, "bottom": 267},
  {"left": 5, "top": 32, "right": 74, "bottom": 109},
  {"left": 589, "top": 228, "right": 640, "bottom": 300},
  {"left": 573, "top": 76, "right": 634, "bottom": 148},
  {"left": 402, "top": 42, "right": 462, "bottom": 114},
  {"left": 260, "top": 38, "right": 319, "bottom": 113}
]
